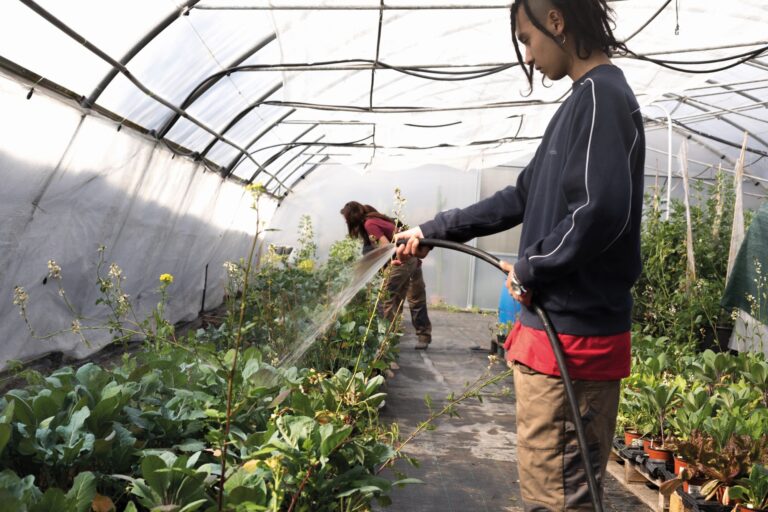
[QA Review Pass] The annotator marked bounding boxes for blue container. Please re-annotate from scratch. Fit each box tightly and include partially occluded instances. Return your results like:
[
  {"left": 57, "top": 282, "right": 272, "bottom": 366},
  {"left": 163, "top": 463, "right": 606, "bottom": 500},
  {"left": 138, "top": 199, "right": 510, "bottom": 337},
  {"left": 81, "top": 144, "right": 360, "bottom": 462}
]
[{"left": 498, "top": 282, "right": 521, "bottom": 335}]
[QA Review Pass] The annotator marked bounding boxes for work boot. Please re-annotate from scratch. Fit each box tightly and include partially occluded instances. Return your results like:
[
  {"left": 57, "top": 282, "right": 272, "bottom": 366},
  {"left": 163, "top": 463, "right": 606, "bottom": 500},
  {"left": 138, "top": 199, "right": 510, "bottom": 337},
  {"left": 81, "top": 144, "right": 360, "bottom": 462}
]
[{"left": 415, "top": 337, "right": 431, "bottom": 350}]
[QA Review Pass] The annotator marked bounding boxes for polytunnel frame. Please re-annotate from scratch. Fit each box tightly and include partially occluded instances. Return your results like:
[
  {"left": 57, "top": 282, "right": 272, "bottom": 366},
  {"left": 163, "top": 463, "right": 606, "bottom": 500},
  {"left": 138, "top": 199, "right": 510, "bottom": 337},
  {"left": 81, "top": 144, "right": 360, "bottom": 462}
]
[
  {"left": 6, "top": 0, "right": 768, "bottom": 200},
  {"left": 16, "top": 0, "right": 292, "bottom": 198}
]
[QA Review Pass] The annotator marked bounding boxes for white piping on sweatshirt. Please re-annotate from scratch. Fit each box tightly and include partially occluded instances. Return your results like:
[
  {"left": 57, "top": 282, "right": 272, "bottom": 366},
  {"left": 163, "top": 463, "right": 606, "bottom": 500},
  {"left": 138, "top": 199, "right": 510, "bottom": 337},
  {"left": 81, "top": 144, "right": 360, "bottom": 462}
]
[
  {"left": 604, "top": 127, "right": 639, "bottom": 251},
  {"left": 529, "top": 77, "right": 597, "bottom": 263}
]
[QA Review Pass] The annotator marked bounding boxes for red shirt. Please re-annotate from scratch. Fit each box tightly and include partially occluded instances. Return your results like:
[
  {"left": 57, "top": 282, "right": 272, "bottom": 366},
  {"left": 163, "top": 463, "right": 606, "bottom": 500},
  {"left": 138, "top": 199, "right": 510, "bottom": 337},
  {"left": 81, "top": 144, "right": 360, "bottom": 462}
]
[
  {"left": 364, "top": 218, "right": 395, "bottom": 242},
  {"left": 504, "top": 320, "right": 630, "bottom": 381}
]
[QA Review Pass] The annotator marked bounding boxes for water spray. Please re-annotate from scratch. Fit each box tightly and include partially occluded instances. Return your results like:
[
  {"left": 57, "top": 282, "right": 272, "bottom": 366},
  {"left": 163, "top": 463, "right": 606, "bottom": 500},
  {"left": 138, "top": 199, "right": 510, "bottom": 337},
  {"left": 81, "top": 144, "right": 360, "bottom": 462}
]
[{"left": 402, "top": 238, "right": 605, "bottom": 512}]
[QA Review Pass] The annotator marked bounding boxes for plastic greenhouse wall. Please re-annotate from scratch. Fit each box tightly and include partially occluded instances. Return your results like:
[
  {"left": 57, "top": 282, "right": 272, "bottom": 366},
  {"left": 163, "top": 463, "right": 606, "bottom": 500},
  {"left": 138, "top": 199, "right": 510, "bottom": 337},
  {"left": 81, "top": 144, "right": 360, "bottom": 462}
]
[
  {"left": 265, "top": 163, "right": 479, "bottom": 308},
  {"left": 0, "top": 72, "right": 268, "bottom": 369}
]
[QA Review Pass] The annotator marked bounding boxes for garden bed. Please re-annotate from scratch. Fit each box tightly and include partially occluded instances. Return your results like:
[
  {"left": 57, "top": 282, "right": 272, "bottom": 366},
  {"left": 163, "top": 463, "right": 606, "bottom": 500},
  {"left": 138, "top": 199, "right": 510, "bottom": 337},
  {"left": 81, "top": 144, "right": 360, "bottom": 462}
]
[{"left": 0, "top": 217, "right": 416, "bottom": 511}]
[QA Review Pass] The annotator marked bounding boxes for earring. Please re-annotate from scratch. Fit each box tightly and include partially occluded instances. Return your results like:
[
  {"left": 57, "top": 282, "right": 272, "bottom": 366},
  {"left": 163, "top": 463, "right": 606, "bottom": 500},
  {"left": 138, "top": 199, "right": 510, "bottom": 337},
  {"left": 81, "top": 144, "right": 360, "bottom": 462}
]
[{"left": 559, "top": 35, "right": 566, "bottom": 46}]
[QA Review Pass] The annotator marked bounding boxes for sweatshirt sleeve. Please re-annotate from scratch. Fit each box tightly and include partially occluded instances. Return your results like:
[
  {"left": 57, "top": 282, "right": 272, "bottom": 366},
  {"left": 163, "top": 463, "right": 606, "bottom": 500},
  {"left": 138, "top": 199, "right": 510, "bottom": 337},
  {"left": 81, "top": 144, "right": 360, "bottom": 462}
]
[
  {"left": 514, "top": 78, "right": 640, "bottom": 287},
  {"left": 419, "top": 163, "right": 531, "bottom": 243}
]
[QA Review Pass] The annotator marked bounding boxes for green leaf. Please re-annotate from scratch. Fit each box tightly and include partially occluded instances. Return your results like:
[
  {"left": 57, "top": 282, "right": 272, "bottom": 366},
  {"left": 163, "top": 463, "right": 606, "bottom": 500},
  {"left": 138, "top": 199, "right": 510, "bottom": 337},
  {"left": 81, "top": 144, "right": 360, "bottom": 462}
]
[
  {"left": 173, "top": 473, "right": 207, "bottom": 504},
  {"left": 30, "top": 488, "right": 67, "bottom": 512},
  {"left": 290, "top": 392, "right": 313, "bottom": 417},
  {"left": 0, "top": 469, "right": 42, "bottom": 503},
  {"left": 0, "top": 401, "right": 15, "bottom": 424},
  {"left": 363, "top": 376, "right": 384, "bottom": 396},
  {"left": 6, "top": 392, "right": 35, "bottom": 427},
  {"left": 0, "top": 424, "right": 11, "bottom": 457},
  {"left": 88, "top": 395, "right": 121, "bottom": 432},
  {"left": 276, "top": 416, "right": 314, "bottom": 449},
  {"left": 227, "top": 485, "right": 267, "bottom": 506},
  {"left": 392, "top": 478, "right": 422, "bottom": 486},
  {"left": 65, "top": 471, "right": 96, "bottom": 512},
  {"left": 178, "top": 498, "right": 209, "bottom": 512},
  {"left": 32, "top": 394, "right": 59, "bottom": 423},
  {"left": 122, "top": 501, "right": 138, "bottom": 512},
  {"left": 56, "top": 406, "right": 91, "bottom": 447},
  {"left": 141, "top": 454, "right": 171, "bottom": 496},
  {"left": 320, "top": 424, "right": 352, "bottom": 458}
]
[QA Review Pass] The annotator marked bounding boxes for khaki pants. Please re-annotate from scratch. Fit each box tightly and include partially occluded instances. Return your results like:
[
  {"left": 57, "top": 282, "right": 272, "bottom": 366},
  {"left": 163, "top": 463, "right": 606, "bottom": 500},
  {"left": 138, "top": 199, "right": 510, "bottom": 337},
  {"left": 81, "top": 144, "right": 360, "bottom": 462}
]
[
  {"left": 381, "top": 258, "right": 432, "bottom": 342},
  {"left": 513, "top": 362, "right": 620, "bottom": 511}
]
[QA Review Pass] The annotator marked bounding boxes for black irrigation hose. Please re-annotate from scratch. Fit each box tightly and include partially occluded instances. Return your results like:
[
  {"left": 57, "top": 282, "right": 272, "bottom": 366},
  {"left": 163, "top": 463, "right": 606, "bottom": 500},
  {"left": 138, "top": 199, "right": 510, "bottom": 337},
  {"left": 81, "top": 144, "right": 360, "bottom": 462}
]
[{"left": 400, "top": 238, "right": 605, "bottom": 512}]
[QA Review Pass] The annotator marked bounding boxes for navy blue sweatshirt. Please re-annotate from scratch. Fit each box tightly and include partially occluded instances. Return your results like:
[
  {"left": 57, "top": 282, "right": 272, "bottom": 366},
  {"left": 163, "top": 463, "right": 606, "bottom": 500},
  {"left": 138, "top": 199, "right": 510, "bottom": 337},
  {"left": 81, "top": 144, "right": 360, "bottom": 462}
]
[{"left": 421, "top": 65, "right": 645, "bottom": 336}]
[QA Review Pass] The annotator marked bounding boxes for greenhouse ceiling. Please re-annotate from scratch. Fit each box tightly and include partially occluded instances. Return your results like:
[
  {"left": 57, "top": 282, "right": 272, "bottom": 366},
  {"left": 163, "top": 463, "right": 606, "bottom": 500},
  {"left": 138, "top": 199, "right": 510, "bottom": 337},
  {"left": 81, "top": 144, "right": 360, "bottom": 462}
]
[{"left": 1, "top": 0, "right": 767, "bottom": 199}]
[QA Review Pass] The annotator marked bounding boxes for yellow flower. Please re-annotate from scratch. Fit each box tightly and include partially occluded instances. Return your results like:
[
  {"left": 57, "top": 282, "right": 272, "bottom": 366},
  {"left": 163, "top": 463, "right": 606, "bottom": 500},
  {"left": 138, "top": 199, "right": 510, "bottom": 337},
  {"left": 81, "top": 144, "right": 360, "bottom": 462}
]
[
  {"left": 159, "top": 273, "right": 174, "bottom": 284},
  {"left": 297, "top": 259, "right": 314, "bottom": 272},
  {"left": 246, "top": 183, "right": 266, "bottom": 200},
  {"left": 265, "top": 455, "right": 283, "bottom": 473},
  {"left": 243, "top": 460, "right": 259, "bottom": 473}
]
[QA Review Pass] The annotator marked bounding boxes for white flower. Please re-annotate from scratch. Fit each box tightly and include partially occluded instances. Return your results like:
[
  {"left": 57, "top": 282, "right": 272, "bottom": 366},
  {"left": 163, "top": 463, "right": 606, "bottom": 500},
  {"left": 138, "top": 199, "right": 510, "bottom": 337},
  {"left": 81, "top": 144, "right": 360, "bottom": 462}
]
[
  {"left": 223, "top": 261, "right": 239, "bottom": 277},
  {"left": 116, "top": 294, "right": 130, "bottom": 315},
  {"left": 108, "top": 263, "right": 123, "bottom": 280},
  {"left": 47, "top": 260, "right": 62, "bottom": 280},
  {"left": 13, "top": 286, "right": 29, "bottom": 306}
]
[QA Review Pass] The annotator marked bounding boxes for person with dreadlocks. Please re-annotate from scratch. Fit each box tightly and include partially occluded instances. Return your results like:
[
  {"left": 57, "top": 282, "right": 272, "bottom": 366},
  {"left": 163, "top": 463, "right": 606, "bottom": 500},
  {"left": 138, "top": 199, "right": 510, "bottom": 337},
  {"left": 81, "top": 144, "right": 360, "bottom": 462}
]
[
  {"left": 340, "top": 201, "right": 432, "bottom": 350},
  {"left": 395, "top": 0, "right": 644, "bottom": 509}
]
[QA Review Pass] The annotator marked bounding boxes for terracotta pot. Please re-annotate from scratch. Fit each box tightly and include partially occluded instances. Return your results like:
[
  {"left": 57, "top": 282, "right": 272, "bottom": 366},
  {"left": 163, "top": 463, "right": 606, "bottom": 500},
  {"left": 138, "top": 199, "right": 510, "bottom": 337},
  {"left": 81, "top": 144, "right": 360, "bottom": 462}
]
[
  {"left": 645, "top": 443, "right": 674, "bottom": 463},
  {"left": 642, "top": 438, "right": 652, "bottom": 454},
  {"left": 624, "top": 429, "right": 642, "bottom": 448},
  {"left": 674, "top": 455, "right": 688, "bottom": 476},
  {"left": 716, "top": 485, "right": 731, "bottom": 505}
]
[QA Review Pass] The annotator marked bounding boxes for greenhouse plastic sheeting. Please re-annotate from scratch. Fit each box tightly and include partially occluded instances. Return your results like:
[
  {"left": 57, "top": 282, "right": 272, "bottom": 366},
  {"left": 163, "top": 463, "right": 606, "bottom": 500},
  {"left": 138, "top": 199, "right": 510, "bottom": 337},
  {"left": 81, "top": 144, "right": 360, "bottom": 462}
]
[
  {"left": 722, "top": 201, "right": 768, "bottom": 355},
  {"left": 2, "top": 0, "right": 767, "bottom": 183},
  {"left": 0, "top": 73, "right": 267, "bottom": 367}
]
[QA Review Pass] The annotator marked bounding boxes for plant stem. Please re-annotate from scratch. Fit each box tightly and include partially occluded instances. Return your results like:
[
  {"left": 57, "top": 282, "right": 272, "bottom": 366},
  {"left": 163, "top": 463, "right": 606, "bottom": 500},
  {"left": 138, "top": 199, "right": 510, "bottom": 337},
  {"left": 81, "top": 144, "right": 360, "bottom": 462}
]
[
  {"left": 377, "top": 366, "right": 512, "bottom": 474},
  {"left": 286, "top": 465, "right": 314, "bottom": 512},
  {"left": 218, "top": 196, "right": 262, "bottom": 511}
]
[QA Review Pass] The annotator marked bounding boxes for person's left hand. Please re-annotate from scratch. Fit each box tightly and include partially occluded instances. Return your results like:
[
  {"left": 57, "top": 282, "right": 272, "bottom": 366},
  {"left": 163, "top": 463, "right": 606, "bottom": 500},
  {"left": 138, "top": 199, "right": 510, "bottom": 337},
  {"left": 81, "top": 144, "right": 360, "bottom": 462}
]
[
  {"left": 500, "top": 260, "right": 532, "bottom": 306},
  {"left": 393, "top": 226, "right": 431, "bottom": 263}
]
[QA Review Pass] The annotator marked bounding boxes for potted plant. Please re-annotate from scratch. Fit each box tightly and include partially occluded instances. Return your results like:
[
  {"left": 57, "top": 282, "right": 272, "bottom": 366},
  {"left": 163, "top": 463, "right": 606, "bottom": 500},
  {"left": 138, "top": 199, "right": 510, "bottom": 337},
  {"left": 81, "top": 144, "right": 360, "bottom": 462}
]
[
  {"left": 729, "top": 464, "right": 768, "bottom": 511},
  {"left": 667, "top": 386, "right": 715, "bottom": 482},
  {"left": 639, "top": 377, "right": 683, "bottom": 463},
  {"left": 617, "top": 385, "right": 645, "bottom": 448},
  {"left": 693, "top": 415, "right": 751, "bottom": 505}
]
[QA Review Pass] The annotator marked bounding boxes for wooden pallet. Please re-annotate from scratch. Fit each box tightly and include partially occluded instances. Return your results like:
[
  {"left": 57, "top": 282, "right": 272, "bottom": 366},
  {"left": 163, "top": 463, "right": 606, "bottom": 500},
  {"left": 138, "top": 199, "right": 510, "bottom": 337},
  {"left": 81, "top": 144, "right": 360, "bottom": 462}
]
[
  {"left": 668, "top": 493, "right": 689, "bottom": 512},
  {"left": 608, "top": 447, "right": 671, "bottom": 512}
]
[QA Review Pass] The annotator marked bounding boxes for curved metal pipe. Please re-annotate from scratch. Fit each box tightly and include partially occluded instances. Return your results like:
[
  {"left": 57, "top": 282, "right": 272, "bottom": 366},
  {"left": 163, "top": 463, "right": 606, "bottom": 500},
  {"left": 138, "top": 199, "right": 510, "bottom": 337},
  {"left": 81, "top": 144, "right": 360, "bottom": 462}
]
[{"left": 405, "top": 238, "right": 605, "bottom": 512}]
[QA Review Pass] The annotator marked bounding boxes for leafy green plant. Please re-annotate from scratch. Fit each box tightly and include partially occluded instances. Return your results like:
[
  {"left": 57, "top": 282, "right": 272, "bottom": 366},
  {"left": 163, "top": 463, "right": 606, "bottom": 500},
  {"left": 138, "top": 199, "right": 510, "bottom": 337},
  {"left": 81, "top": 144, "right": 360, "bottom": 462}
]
[
  {"left": 115, "top": 452, "right": 212, "bottom": 512},
  {"left": 634, "top": 173, "right": 741, "bottom": 346},
  {"left": 730, "top": 464, "right": 768, "bottom": 510},
  {"left": 639, "top": 377, "right": 683, "bottom": 447},
  {"left": 0, "top": 469, "right": 96, "bottom": 512},
  {"left": 667, "top": 386, "right": 714, "bottom": 444}
]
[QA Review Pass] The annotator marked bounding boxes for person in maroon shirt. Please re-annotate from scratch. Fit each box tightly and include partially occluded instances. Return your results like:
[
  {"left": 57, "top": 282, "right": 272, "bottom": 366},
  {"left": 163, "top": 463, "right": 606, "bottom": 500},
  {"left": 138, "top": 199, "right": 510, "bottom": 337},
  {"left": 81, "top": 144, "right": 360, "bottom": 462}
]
[
  {"left": 395, "top": 0, "right": 644, "bottom": 509},
  {"left": 340, "top": 201, "right": 432, "bottom": 349}
]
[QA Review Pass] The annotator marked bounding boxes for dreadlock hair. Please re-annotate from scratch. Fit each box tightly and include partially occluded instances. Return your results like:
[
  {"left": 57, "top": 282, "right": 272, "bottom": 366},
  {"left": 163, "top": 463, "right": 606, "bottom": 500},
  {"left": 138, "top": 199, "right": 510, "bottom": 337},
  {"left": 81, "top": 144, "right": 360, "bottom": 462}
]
[
  {"left": 510, "top": 0, "right": 628, "bottom": 89},
  {"left": 340, "top": 201, "right": 396, "bottom": 244}
]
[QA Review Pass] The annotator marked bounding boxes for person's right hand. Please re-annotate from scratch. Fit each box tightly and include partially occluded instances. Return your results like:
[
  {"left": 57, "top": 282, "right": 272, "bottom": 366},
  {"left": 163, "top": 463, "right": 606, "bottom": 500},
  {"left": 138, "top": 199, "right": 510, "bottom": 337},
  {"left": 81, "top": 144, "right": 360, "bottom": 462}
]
[
  {"left": 499, "top": 260, "right": 532, "bottom": 306},
  {"left": 393, "top": 226, "right": 431, "bottom": 263}
]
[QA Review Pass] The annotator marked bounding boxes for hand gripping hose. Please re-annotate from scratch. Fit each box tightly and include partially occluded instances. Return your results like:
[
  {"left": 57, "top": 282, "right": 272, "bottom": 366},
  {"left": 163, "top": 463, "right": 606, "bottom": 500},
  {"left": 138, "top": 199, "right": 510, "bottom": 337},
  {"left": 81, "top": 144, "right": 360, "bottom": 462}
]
[{"left": 399, "top": 238, "right": 604, "bottom": 512}]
